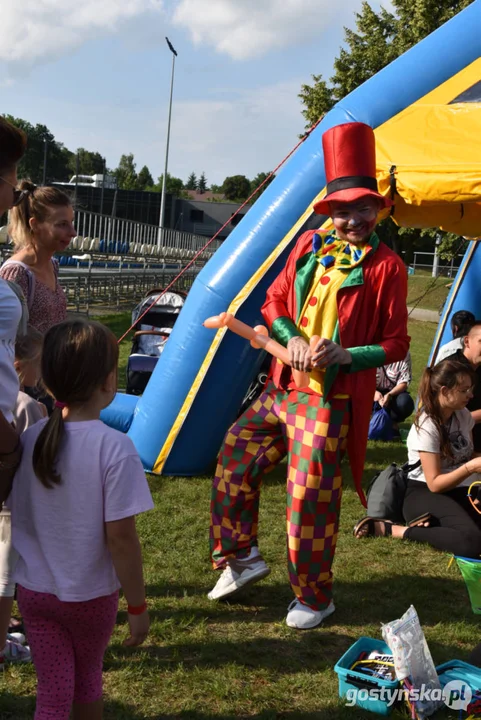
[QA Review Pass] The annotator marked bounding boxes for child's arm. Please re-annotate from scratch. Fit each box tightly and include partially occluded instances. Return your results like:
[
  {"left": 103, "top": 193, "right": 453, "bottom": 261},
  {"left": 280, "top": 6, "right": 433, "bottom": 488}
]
[{"left": 106, "top": 516, "right": 149, "bottom": 647}]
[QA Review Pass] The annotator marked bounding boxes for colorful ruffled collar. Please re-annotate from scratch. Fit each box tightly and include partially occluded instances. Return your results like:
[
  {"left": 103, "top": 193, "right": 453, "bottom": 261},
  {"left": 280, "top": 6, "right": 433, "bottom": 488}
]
[{"left": 312, "top": 232, "right": 372, "bottom": 270}]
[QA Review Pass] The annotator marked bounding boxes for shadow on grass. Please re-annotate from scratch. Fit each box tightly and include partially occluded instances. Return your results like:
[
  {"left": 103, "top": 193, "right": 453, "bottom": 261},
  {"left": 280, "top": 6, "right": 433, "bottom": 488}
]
[
  {"left": 0, "top": 694, "right": 35, "bottom": 719},
  {"left": 103, "top": 704, "right": 388, "bottom": 720},
  {"left": 107, "top": 629, "right": 351, "bottom": 674},
  {"left": 110, "top": 576, "right": 475, "bottom": 676},
  {"left": 144, "top": 575, "right": 475, "bottom": 628}
]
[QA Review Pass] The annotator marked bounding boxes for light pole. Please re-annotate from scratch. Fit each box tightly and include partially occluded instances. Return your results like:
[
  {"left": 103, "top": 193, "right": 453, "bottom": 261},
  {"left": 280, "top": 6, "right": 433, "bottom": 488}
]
[
  {"left": 158, "top": 37, "right": 178, "bottom": 248},
  {"left": 42, "top": 139, "right": 48, "bottom": 184}
]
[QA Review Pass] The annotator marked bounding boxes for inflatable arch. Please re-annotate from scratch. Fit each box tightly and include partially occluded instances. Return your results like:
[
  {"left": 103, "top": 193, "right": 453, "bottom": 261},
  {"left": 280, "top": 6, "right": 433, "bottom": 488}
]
[{"left": 102, "top": 0, "right": 481, "bottom": 474}]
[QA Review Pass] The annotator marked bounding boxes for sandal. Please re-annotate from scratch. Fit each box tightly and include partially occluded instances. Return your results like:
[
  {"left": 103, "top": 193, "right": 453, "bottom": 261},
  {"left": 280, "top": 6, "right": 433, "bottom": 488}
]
[
  {"left": 406, "top": 513, "right": 432, "bottom": 528},
  {"left": 353, "top": 517, "right": 394, "bottom": 538}
]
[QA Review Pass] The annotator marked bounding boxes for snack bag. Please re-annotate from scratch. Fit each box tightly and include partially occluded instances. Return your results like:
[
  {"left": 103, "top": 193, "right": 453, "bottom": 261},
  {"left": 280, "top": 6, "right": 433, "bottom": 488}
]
[{"left": 382, "top": 605, "right": 443, "bottom": 718}]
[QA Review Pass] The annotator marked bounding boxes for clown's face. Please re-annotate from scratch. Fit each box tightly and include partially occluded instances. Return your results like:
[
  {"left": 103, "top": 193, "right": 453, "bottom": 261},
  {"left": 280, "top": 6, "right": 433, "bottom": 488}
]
[{"left": 330, "top": 197, "right": 381, "bottom": 244}]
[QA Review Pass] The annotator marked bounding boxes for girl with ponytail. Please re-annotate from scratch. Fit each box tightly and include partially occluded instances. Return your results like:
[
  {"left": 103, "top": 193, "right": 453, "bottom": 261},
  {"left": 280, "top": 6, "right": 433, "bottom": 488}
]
[
  {"left": 355, "top": 359, "right": 481, "bottom": 558},
  {"left": 8, "top": 320, "right": 154, "bottom": 719}
]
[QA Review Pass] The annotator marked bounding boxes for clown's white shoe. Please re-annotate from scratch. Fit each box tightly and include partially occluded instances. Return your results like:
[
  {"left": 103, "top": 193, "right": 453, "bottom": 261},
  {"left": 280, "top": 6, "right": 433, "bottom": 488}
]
[
  {"left": 208, "top": 555, "right": 270, "bottom": 601},
  {"left": 286, "top": 599, "right": 335, "bottom": 629}
]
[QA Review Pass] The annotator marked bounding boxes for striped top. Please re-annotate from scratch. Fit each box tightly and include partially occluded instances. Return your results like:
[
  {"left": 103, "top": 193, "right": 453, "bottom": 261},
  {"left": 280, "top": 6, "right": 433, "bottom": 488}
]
[{"left": 376, "top": 351, "right": 412, "bottom": 391}]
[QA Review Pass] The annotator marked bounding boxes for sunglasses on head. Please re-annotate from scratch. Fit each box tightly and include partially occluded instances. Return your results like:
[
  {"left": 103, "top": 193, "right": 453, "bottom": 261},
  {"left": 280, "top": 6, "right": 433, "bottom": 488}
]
[{"left": 0, "top": 176, "right": 29, "bottom": 207}]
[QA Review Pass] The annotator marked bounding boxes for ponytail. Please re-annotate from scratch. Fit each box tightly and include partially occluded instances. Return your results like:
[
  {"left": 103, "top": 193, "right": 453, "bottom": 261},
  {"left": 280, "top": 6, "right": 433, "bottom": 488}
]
[
  {"left": 32, "top": 406, "right": 65, "bottom": 488},
  {"left": 31, "top": 319, "right": 119, "bottom": 489}
]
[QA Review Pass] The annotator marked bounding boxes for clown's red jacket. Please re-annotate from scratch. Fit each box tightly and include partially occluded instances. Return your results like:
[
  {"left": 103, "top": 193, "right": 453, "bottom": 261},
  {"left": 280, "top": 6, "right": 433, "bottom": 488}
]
[{"left": 261, "top": 230, "right": 410, "bottom": 507}]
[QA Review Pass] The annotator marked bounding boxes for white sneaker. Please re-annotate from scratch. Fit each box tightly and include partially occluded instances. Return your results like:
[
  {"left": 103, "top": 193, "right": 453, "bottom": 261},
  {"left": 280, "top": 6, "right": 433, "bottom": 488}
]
[
  {"left": 0, "top": 638, "right": 31, "bottom": 667},
  {"left": 7, "top": 632, "right": 26, "bottom": 645},
  {"left": 208, "top": 556, "right": 271, "bottom": 600},
  {"left": 285, "top": 599, "right": 335, "bottom": 629}
]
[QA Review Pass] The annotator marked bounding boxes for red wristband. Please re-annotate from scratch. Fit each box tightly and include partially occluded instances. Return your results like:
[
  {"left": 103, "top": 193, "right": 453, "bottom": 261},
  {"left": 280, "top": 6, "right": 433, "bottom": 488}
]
[{"left": 127, "top": 601, "right": 147, "bottom": 615}]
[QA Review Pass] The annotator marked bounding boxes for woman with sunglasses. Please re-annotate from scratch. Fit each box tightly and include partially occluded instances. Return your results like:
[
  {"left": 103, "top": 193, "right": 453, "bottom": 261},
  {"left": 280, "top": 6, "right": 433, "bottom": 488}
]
[{"left": 0, "top": 182, "right": 75, "bottom": 335}]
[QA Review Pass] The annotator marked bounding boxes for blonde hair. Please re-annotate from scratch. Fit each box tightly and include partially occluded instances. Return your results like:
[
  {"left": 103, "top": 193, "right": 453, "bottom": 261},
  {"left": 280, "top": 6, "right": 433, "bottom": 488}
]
[
  {"left": 33, "top": 320, "right": 119, "bottom": 488},
  {"left": 8, "top": 181, "right": 73, "bottom": 249},
  {"left": 15, "top": 326, "right": 43, "bottom": 386}
]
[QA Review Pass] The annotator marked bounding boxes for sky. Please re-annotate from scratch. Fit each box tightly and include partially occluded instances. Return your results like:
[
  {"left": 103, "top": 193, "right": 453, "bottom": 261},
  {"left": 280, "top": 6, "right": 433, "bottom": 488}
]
[{"left": 0, "top": 0, "right": 391, "bottom": 186}]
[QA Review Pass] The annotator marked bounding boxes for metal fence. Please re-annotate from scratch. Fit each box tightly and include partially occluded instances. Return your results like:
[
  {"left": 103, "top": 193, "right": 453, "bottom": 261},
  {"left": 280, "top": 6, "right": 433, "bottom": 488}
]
[
  {"left": 0, "top": 209, "right": 216, "bottom": 315},
  {"left": 410, "top": 251, "right": 464, "bottom": 277},
  {"left": 74, "top": 210, "right": 221, "bottom": 253},
  {"left": 59, "top": 267, "right": 199, "bottom": 316}
]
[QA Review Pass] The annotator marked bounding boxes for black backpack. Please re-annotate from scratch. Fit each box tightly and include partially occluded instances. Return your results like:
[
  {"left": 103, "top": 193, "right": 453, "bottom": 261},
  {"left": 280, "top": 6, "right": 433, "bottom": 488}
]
[{"left": 366, "top": 460, "right": 421, "bottom": 523}]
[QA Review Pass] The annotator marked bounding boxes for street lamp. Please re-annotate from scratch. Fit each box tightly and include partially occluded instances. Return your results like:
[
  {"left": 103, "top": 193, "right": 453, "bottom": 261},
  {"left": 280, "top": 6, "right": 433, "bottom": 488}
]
[
  {"left": 158, "top": 36, "right": 178, "bottom": 247},
  {"left": 42, "top": 139, "right": 48, "bottom": 185}
]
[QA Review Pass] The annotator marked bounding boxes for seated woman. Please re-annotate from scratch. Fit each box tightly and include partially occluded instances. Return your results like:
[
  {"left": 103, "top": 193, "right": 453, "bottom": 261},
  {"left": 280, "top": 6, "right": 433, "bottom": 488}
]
[
  {"left": 374, "top": 350, "right": 415, "bottom": 433},
  {"left": 355, "top": 360, "right": 481, "bottom": 559}
]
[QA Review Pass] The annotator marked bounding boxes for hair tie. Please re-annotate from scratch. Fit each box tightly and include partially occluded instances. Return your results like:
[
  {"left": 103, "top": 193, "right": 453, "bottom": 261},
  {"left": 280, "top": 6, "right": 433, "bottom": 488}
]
[{"left": 54, "top": 401, "right": 66, "bottom": 409}]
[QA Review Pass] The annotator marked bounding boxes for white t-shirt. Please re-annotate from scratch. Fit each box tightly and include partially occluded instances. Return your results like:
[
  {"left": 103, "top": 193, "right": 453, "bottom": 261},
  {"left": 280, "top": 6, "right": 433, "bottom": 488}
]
[
  {"left": 436, "top": 338, "right": 463, "bottom": 364},
  {"left": 0, "top": 279, "right": 21, "bottom": 423},
  {"left": 9, "top": 419, "right": 154, "bottom": 601},
  {"left": 407, "top": 409, "right": 477, "bottom": 488},
  {"left": 14, "top": 391, "right": 46, "bottom": 435}
]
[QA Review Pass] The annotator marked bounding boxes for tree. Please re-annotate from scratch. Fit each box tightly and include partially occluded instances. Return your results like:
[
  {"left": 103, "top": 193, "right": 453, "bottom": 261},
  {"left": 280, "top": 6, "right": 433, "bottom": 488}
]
[
  {"left": 137, "top": 165, "right": 154, "bottom": 190},
  {"left": 210, "top": 183, "right": 223, "bottom": 194},
  {"left": 299, "top": 0, "right": 474, "bottom": 127},
  {"left": 250, "top": 172, "right": 275, "bottom": 203},
  {"left": 69, "top": 148, "right": 105, "bottom": 177},
  {"left": 5, "top": 116, "right": 71, "bottom": 183},
  {"left": 186, "top": 172, "right": 197, "bottom": 190},
  {"left": 150, "top": 172, "right": 185, "bottom": 197},
  {"left": 222, "top": 175, "right": 251, "bottom": 202},
  {"left": 114, "top": 153, "right": 138, "bottom": 190},
  {"left": 197, "top": 172, "right": 208, "bottom": 194}
]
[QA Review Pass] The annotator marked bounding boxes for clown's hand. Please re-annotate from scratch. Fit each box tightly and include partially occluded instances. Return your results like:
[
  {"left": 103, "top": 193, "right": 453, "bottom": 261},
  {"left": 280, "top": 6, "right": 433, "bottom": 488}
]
[
  {"left": 312, "top": 338, "right": 352, "bottom": 368},
  {"left": 287, "top": 336, "right": 313, "bottom": 372}
]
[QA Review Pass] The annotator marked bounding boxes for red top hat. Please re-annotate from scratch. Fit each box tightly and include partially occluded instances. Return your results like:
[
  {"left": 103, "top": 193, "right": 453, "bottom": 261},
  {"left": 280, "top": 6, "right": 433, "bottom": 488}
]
[{"left": 313, "top": 122, "right": 393, "bottom": 215}]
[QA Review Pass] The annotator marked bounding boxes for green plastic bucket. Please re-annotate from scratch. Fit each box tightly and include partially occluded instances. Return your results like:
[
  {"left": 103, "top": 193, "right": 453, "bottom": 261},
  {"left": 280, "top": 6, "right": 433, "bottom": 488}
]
[{"left": 456, "top": 556, "right": 481, "bottom": 614}]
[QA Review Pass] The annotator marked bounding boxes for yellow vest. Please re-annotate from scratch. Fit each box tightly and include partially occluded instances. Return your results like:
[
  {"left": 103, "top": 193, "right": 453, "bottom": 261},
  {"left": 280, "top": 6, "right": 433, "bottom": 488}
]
[{"left": 296, "top": 235, "right": 370, "bottom": 395}]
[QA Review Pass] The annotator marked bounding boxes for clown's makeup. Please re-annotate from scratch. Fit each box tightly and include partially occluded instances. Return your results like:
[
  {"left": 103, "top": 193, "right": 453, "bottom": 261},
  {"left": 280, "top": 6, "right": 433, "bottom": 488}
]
[{"left": 330, "top": 197, "right": 381, "bottom": 244}]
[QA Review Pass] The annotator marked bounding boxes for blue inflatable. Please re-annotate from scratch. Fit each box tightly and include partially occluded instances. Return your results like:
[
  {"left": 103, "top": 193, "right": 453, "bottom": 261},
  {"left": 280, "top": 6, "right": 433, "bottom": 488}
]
[{"left": 101, "top": 1, "right": 481, "bottom": 474}]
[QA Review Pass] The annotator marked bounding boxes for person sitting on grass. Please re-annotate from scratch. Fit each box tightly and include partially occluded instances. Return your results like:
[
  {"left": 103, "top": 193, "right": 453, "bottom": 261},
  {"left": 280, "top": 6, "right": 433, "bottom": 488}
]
[
  {"left": 374, "top": 350, "right": 414, "bottom": 437},
  {"left": 436, "top": 310, "right": 475, "bottom": 364},
  {"left": 355, "top": 360, "right": 481, "bottom": 559}
]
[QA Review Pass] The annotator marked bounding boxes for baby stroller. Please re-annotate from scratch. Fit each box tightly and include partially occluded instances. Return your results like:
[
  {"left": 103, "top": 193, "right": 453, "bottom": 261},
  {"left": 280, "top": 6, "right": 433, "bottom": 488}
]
[{"left": 126, "top": 289, "right": 187, "bottom": 395}]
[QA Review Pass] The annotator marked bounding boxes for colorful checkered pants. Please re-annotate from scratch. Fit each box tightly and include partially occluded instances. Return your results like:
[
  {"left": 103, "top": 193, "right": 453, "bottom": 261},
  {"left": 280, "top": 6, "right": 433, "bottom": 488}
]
[{"left": 210, "top": 384, "right": 350, "bottom": 610}]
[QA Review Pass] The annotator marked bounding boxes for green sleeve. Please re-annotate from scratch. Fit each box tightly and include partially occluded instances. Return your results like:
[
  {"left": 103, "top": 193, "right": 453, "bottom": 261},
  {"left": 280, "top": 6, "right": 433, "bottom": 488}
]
[
  {"left": 343, "top": 345, "right": 386, "bottom": 373},
  {"left": 271, "top": 317, "right": 303, "bottom": 347}
]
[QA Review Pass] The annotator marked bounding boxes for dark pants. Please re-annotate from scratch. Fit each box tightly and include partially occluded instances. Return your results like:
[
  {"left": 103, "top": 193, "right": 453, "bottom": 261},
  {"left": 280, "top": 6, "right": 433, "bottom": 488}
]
[
  {"left": 385, "top": 391, "right": 414, "bottom": 423},
  {"left": 403, "top": 480, "right": 481, "bottom": 558}
]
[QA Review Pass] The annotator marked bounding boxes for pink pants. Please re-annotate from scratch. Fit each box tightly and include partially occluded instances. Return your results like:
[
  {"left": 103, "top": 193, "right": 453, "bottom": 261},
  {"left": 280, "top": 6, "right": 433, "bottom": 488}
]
[{"left": 17, "top": 585, "right": 119, "bottom": 720}]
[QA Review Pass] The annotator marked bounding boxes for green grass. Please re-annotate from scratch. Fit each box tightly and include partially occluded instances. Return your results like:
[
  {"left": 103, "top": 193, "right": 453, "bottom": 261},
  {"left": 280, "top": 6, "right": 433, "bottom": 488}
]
[
  {"left": 407, "top": 275, "right": 451, "bottom": 313},
  {"left": 3, "top": 318, "right": 477, "bottom": 720}
]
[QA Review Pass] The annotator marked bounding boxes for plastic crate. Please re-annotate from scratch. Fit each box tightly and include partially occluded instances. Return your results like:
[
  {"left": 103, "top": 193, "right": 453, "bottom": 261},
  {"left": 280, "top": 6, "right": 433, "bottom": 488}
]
[
  {"left": 437, "top": 658, "right": 481, "bottom": 711},
  {"left": 334, "top": 637, "right": 400, "bottom": 716}
]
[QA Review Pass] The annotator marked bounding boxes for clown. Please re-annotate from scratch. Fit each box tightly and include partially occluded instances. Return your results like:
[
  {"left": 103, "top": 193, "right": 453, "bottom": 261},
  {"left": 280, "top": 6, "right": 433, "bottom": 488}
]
[{"left": 208, "top": 122, "right": 410, "bottom": 629}]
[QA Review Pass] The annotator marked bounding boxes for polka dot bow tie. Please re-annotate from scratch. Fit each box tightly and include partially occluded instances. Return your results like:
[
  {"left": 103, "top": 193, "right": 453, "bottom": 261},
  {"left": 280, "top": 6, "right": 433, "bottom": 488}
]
[{"left": 312, "top": 233, "right": 369, "bottom": 269}]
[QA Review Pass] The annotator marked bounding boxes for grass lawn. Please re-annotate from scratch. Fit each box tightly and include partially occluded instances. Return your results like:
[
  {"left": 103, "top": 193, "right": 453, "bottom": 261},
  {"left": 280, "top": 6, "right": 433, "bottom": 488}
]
[
  {"left": 407, "top": 275, "right": 451, "bottom": 314},
  {"left": 3, "top": 318, "right": 478, "bottom": 720}
]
